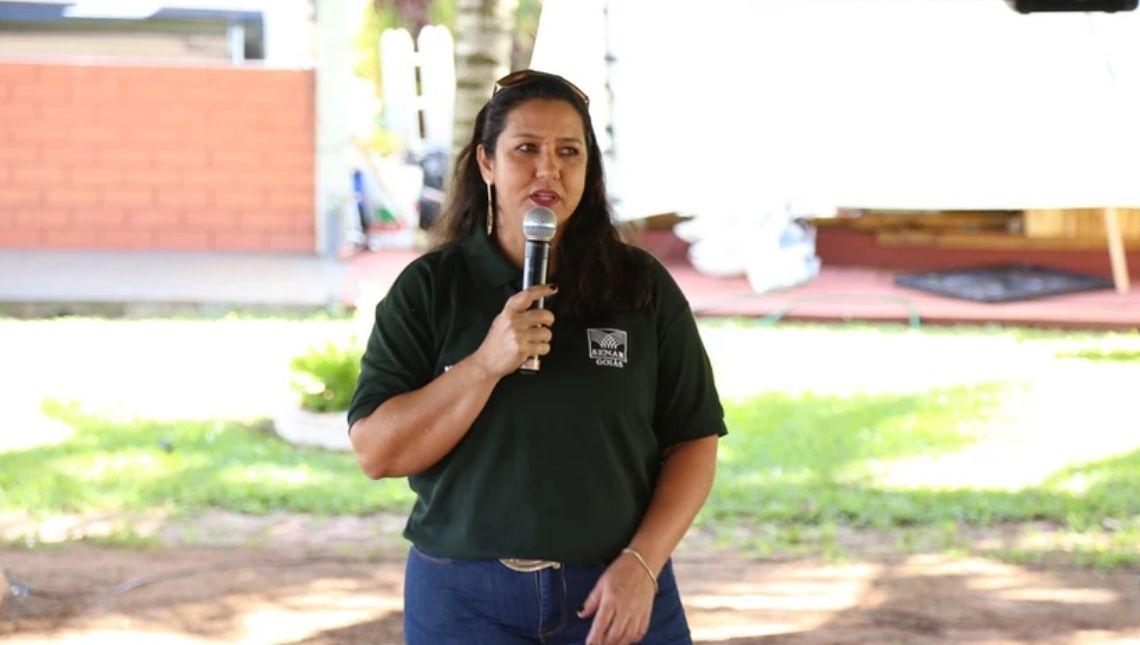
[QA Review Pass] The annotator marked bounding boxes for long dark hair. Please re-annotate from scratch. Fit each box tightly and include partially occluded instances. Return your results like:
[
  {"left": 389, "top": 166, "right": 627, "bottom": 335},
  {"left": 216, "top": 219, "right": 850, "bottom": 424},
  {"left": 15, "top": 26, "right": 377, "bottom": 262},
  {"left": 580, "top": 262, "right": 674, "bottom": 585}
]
[{"left": 433, "top": 73, "right": 651, "bottom": 322}]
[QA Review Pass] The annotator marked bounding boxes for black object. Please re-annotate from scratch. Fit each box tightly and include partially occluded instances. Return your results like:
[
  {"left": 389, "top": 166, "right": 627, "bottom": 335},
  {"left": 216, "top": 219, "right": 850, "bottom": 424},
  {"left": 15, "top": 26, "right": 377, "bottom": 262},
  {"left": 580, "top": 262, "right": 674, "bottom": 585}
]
[
  {"left": 894, "top": 264, "right": 1113, "bottom": 302},
  {"left": 416, "top": 148, "right": 448, "bottom": 231},
  {"left": 519, "top": 206, "right": 557, "bottom": 372},
  {"left": 1005, "top": 0, "right": 1137, "bottom": 12},
  {"left": 522, "top": 239, "right": 551, "bottom": 308}
]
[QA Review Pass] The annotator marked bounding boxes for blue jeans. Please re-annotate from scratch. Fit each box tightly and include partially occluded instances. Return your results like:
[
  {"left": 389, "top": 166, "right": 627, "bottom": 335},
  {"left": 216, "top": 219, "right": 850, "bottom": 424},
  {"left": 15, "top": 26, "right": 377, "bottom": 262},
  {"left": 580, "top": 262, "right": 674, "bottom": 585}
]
[{"left": 403, "top": 546, "right": 692, "bottom": 644}]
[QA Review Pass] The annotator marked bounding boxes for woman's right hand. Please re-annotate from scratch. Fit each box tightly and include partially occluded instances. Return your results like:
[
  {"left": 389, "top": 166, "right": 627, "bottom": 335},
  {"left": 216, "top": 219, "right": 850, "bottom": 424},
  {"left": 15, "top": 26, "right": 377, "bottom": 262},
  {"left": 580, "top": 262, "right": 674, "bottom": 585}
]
[{"left": 469, "top": 284, "right": 558, "bottom": 378}]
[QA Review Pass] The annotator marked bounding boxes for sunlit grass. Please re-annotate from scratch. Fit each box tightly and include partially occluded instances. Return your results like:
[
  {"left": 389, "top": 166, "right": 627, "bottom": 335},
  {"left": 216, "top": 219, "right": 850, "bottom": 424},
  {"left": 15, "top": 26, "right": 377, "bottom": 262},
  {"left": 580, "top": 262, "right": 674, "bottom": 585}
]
[
  {"left": 1056, "top": 349, "right": 1140, "bottom": 362},
  {"left": 704, "top": 384, "right": 1140, "bottom": 528},
  {"left": 0, "top": 400, "right": 413, "bottom": 516},
  {"left": 695, "top": 381, "right": 1140, "bottom": 567},
  {"left": 3, "top": 319, "right": 1139, "bottom": 568},
  {"left": 8, "top": 385, "right": 1135, "bottom": 531}
]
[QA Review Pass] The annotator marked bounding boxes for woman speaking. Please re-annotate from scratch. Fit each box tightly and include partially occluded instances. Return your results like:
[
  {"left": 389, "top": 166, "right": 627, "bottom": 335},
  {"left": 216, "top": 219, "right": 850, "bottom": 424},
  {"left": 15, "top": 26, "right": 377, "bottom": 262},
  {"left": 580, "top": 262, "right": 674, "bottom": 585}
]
[{"left": 348, "top": 70, "right": 726, "bottom": 645}]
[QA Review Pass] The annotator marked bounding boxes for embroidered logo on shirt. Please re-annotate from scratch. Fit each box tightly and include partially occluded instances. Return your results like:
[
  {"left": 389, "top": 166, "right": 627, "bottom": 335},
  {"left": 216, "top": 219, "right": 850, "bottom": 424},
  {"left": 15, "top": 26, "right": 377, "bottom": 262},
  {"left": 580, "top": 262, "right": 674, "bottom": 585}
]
[{"left": 587, "top": 328, "right": 628, "bottom": 368}]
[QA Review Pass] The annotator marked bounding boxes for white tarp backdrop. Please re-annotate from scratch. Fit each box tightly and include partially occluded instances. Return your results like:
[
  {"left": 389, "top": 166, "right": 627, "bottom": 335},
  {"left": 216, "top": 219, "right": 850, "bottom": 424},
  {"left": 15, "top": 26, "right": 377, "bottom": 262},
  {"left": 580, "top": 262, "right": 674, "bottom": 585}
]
[{"left": 533, "top": 0, "right": 1140, "bottom": 220}]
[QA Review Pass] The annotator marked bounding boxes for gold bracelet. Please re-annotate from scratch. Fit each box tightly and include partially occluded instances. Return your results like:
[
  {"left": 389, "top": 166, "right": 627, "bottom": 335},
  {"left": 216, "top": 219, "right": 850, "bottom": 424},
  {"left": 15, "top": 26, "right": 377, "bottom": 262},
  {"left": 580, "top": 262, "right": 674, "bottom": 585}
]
[{"left": 621, "top": 547, "right": 658, "bottom": 593}]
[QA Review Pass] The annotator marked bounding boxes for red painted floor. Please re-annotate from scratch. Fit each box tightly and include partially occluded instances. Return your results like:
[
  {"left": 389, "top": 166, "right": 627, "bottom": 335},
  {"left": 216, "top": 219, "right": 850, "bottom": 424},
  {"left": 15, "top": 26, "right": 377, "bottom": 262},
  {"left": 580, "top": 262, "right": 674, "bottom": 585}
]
[
  {"left": 346, "top": 250, "right": 1140, "bottom": 330},
  {"left": 676, "top": 264, "right": 1140, "bottom": 329}
]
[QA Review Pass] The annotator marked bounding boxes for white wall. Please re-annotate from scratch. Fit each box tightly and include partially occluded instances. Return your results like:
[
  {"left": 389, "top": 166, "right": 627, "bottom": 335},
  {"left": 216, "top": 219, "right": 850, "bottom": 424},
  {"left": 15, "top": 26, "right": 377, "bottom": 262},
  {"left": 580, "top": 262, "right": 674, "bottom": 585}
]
[{"left": 538, "top": 0, "right": 1140, "bottom": 220}]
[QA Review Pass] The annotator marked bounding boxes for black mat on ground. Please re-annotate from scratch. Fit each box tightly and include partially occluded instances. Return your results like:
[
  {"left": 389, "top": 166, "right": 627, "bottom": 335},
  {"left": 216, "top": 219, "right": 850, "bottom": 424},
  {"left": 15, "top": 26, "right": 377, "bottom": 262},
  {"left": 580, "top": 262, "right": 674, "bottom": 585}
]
[{"left": 894, "top": 264, "right": 1113, "bottom": 302}]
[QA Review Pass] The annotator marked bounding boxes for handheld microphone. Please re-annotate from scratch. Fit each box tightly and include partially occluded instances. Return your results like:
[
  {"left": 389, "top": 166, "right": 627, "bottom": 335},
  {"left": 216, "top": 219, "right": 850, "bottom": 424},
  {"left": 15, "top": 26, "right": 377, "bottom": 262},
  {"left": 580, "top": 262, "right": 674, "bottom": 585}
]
[{"left": 519, "top": 206, "right": 556, "bottom": 373}]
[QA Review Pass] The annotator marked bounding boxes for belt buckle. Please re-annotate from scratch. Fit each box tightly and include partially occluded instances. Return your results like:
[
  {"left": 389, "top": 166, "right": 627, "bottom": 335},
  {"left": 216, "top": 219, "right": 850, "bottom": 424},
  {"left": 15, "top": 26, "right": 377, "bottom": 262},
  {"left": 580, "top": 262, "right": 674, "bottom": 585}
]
[{"left": 499, "top": 558, "right": 562, "bottom": 572}]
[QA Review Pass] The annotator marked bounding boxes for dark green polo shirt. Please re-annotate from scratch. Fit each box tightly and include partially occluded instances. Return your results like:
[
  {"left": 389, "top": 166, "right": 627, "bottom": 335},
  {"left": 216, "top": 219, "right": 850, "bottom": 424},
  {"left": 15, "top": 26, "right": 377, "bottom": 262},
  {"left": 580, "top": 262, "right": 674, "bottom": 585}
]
[{"left": 348, "top": 226, "right": 726, "bottom": 564}]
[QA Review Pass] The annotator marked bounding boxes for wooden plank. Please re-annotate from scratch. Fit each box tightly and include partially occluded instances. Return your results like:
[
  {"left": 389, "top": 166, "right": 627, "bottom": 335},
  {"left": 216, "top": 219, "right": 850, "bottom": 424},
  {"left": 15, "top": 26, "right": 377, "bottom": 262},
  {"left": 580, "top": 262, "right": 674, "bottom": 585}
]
[
  {"left": 1025, "top": 208, "right": 1140, "bottom": 241},
  {"left": 877, "top": 230, "right": 1140, "bottom": 252},
  {"left": 815, "top": 211, "right": 1015, "bottom": 230},
  {"left": 1104, "top": 207, "right": 1132, "bottom": 294}
]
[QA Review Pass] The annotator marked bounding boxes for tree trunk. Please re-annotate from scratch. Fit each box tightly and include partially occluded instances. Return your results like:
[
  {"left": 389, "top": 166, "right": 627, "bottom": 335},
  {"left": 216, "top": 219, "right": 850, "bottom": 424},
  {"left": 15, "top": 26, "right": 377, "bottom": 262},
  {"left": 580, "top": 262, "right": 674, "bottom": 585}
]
[{"left": 452, "top": 0, "right": 519, "bottom": 153}]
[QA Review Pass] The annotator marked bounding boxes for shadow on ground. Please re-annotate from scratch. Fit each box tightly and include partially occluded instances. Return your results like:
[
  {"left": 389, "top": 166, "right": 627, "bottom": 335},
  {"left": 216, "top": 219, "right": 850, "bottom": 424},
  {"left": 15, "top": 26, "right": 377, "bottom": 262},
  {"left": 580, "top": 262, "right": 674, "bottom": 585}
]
[{"left": 2, "top": 546, "right": 1138, "bottom": 644}]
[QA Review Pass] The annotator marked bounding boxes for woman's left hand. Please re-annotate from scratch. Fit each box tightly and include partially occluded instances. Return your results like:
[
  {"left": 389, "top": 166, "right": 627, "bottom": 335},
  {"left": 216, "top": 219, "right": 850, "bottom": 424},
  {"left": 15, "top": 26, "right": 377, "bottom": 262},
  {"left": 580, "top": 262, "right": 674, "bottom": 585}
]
[{"left": 578, "top": 552, "right": 656, "bottom": 645}]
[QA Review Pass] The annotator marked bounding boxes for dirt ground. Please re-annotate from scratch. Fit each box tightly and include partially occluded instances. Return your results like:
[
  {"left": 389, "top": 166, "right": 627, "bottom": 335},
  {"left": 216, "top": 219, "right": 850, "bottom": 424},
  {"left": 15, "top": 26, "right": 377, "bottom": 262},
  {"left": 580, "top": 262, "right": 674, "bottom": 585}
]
[{"left": 2, "top": 515, "right": 1140, "bottom": 644}]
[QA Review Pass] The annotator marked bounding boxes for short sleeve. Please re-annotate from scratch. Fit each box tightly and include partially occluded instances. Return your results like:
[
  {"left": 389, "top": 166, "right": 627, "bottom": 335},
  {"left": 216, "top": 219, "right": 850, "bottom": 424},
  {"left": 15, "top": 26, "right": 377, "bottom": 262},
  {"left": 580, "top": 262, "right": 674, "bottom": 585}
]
[
  {"left": 347, "top": 260, "right": 438, "bottom": 428},
  {"left": 650, "top": 259, "right": 728, "bottom": 447}
]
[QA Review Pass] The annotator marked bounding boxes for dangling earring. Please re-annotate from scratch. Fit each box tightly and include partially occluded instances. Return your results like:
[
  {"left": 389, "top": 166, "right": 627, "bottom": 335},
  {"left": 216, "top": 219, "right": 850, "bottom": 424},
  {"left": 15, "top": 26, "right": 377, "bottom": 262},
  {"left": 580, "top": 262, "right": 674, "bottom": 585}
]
[{"left": 485, "top": 183, "right": 494, "bottom": 236}]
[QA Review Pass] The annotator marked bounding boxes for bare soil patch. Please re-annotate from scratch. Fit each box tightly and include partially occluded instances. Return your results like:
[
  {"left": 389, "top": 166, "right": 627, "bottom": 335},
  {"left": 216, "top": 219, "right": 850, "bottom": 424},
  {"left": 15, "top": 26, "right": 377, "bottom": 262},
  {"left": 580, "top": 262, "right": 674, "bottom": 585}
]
[{"left": 2, "top": 515, "right": 1138, "bottom": 644}]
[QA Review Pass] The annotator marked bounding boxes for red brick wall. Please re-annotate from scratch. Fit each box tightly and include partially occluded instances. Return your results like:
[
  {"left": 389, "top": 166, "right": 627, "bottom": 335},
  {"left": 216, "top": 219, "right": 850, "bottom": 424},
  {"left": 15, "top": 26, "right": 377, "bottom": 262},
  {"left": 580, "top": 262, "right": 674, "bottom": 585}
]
[{"left": 0, "top": 61, "right": 315, "bottom": 253}]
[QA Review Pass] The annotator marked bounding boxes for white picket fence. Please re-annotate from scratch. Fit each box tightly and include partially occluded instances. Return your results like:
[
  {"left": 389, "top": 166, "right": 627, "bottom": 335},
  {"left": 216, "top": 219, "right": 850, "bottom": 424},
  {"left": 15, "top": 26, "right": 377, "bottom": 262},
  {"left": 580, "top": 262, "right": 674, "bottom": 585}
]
[{"left": 379, "top": 25, "right": 456, "bottom": 154}]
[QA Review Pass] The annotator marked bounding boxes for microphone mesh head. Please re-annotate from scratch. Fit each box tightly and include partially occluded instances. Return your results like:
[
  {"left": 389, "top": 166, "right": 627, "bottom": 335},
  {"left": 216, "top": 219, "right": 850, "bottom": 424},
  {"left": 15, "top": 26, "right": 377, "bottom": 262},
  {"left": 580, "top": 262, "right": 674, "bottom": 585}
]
[{"left": 522, "top": 206, "right": 557, "bottom": 242}]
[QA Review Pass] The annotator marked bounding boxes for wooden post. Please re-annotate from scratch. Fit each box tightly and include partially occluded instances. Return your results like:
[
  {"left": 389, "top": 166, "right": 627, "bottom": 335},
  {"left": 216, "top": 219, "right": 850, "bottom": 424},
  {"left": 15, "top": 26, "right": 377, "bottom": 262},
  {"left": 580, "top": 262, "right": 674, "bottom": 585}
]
[
  {"left": 0, "top": 568, "right": 9, "bottom": 613},
  {"left": 1104, "top": 207, "right": 1131, "bottom": 294}
]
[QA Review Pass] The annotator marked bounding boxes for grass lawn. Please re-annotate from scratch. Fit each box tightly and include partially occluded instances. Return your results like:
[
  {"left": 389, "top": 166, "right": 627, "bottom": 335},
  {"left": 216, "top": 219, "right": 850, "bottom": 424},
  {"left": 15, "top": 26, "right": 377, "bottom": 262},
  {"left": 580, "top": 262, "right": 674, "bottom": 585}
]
[
  {"left": 1, "top": 319, "right": 1138, "bottom": 567},
  {"left": 0, "top": 400, "right": 412, "bottom": 517}
]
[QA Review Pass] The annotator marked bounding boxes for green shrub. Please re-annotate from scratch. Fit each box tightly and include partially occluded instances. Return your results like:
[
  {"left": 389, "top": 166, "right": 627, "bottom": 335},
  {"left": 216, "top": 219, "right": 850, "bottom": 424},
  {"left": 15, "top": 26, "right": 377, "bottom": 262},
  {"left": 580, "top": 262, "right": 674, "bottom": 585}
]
[{"left": 290, "top": 341, "right": 362, "bottom": 412}]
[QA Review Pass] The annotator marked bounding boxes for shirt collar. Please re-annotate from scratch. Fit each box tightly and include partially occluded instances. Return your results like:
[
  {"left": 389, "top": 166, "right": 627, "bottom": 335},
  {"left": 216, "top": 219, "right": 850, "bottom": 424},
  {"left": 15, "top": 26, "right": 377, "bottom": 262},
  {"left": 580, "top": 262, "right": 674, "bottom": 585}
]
[{"left": 462, "top": 223, "right": 521, "bottom": 289}]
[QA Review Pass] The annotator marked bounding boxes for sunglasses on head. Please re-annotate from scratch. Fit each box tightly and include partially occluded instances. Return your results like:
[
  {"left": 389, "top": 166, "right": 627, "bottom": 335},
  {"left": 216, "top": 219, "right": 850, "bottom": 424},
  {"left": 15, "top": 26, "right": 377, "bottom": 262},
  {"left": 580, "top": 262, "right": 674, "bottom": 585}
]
[{"left": 493, "top": 70, "right": 590, "bottom": 106}]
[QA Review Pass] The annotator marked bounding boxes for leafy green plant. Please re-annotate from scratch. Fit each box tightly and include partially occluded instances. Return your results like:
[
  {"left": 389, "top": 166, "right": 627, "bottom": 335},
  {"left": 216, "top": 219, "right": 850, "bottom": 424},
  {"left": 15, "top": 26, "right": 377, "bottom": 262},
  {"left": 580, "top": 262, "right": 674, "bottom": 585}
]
[{"left": 290, "top": 341, "right": 363, "bottom": 413}]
